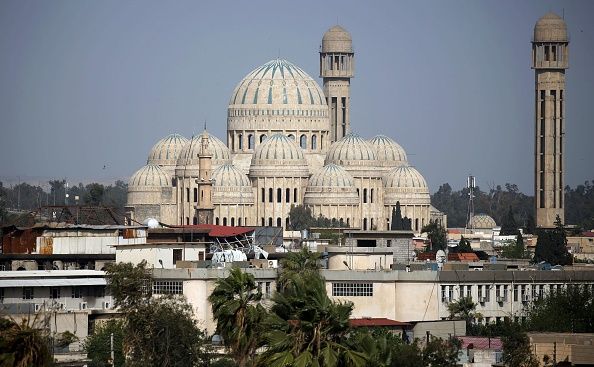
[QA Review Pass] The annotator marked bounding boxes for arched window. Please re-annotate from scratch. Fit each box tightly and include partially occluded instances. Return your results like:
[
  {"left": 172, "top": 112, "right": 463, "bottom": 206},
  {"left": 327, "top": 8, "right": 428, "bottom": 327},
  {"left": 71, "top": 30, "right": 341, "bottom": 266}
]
[
  {"left": 260, "top": 134, "right": 267, "bottom": 143},
  {"left": 370, "top": 189, "right": 374, "bottom": 203},
  {"left": 347, "top": 218, "right": 350, "bottom": 227},
  {"left": 363, "top": 218, "right": 368, "bottom": 230},
  {"left": 194, "top": 188, "right": 198, "bottom": 202},
  {"left": 215, "top": 217, "right": 219, "bottom": 225},
  {"left": 261, "top": 217, "right": 265, "bottom": 226},
  {"left": 371, "top": 218, "right": 374, "bottom": 230},
  {"left": 186, "top": 188, "right": 190, "bottom": 202},
  {"left": 268, "top": 188, "right": 273, "bottom": 202},
  {"left": 261, "top": 188, "right": 265, "bottom": 203},
  {"left": 238, "top": 134, "right": 243, "bottom": 149},
  {"left": 223, "top": 217, "right": 227, "bottom": 226},
  {"left": 363, "top": 188, "right": 368, "bottom": 203},
  {"left": 238, "top": 217, "right": 242, "bottom": 226},
  {"left": 286, "top": 188, "right": 290, "bottom": 202},
  {"left": 293, "top": 188, "right": 298, "bottom": 203},
  {"left": 300, "top": 134, "right": 307, "bottom": 149},
  {"left": 231, "top": 217, "right": 235, "bottom": 226},
  {"left": 268, "top": 217, "right": 273, "bottom": 226},
  {"left": 415, "top": 218, "right": 419, "bottom": 232},
  {"left": 286, "top": 217, "right": 290, "bottom": 229},
  {"left": 288, "top": 134, "right": 295, "bottom": 141},
  {"left": 277, "top": 188, "right": 282, "bottom": 203},
  {"left": 193, "top": 217, "right": 198, "bottom": 225},
  {"left": 245, "top": 217, "right": 247, "bottom": 226},
  {"left": 277, "top": 217, "right": 282, "bottom": 227},
  {"left": 311, "top": 135, "right": 317, "bottom": 150},
  {"left": 248, "top": 134, "right": 254, "bottom": 149},
  {"left": 320, "top": 135, "right": 323, "bottom": 149}
]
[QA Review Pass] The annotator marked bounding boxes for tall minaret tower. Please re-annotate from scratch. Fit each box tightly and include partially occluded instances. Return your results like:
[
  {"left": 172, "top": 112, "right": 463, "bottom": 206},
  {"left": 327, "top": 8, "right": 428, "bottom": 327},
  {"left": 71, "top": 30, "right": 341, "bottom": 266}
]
[
  {"left": 532, "top": 13, "right": 569, "bottom": 228},
  {"left": 195, "top": 129, "right": 214, "bottom": 224},
  {"left": 320, "top": 25, "right": 354, "bottom": 142}
]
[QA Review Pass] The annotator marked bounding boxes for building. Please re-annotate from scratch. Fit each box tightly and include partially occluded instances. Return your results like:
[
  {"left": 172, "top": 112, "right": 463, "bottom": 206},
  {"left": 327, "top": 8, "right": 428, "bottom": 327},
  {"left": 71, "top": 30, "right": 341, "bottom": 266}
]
[
  {"left": 533, "top": 13, "right": 569, "bottom": 228},
  {"left": 126, "top": 26, "right": 432, "bottom": 234}
]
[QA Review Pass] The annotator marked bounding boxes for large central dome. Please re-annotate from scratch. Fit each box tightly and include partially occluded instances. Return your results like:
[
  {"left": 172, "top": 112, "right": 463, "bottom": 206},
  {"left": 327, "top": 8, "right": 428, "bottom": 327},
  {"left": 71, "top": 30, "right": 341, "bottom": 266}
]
[{"left": 227, "top": 59, "right": 330, "bottom": 157}]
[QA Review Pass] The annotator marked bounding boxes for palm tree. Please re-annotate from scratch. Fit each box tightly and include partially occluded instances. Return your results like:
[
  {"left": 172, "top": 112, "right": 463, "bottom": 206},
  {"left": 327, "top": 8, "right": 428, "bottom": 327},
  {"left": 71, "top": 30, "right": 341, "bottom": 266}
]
[
  {"left": 208, "top": 267, "right": 263, "bottom": 367},
  {"left": 257, "top": 273, "right": 367, "bottom": 367},
  {"left": 277, "top": 247, "right": 321, "bottom": 290},
  {"left": 0, "top": 314, "right": 53, "bottom": 367}
]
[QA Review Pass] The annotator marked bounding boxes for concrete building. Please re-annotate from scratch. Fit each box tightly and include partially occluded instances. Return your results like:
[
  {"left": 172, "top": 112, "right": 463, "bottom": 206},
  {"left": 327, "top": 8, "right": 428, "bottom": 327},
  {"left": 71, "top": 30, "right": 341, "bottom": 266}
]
[
  {"left": 126, "top": 26, "right": 432, "bottom": 234},
  {"left": 533, "top": 12, "right": 569, "bottom": 228}
]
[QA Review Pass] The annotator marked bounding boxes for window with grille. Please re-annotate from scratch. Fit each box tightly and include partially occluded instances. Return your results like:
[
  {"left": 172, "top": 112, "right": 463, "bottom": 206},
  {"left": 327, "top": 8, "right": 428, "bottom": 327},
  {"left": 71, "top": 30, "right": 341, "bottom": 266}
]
[
  {"left": 153, "top": 281, "right": 183, "bottom": 295},
  {"left": 332, "top": 283, "right": 373, "bottom": 297}
]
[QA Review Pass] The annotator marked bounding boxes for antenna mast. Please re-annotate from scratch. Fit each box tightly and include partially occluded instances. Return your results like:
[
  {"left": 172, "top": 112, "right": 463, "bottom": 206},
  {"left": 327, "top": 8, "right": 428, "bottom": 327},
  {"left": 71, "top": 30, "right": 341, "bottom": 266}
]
[{"left": 466, "top": 175, "right": 476, "bottom": 232}]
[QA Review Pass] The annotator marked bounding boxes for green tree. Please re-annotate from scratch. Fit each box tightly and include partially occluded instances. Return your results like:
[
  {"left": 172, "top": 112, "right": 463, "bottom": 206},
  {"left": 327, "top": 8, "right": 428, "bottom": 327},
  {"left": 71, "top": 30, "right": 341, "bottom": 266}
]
[
  {"left": 258, "top": 273, "right": 367, "bottom": 367},
  {"left": 277, "top": 247, "right": 321, "bottom": 290},
  {"left": 447, "top": 296, "right": 481, "bottom": 330},
  {"left": 501, "top": 234, "right": 527, "bottom": 259},
  {"left": 501, "top": 323, "right": 538, "bottom": 367},
  {"left": 85, "top": 319, "right": 125, "bottom": 367},
  {"left": 209, "top": 267, "right": 265, "bottom": 367},
  {"left": 421, "top": 221, "right": 447, "bottom": 251},
  {"left": 104, "top": 261, "right": 210, "bottom": 366},
  {"left": 288, "top": 205, "right": 315, "bottom": 231},
  {"left": 0, "top": 314, "right": 53, "bottom": 367},
  {"left": 525, "top": 284, "right": 594, "bottom": 333},
  {"left": 500, "top": 206, "right": 519, "bottom": 236},
  {"left": 533, "top": 215, "right": 572, "bottom": 265},
  {"left": 0, "top": 181, "right": 7, "bottom": 225},
  {"left": 421, "top": 336, "right": 461, "bottom": 367},
  {"left": 452, "top": 236, "right": 472, "bottom": 253},
  {"left": 84, "top": 183, "right": 105, "bottom": 206},
  {"left": 48, "top": 179, "right": 66, "bottom": 206}
]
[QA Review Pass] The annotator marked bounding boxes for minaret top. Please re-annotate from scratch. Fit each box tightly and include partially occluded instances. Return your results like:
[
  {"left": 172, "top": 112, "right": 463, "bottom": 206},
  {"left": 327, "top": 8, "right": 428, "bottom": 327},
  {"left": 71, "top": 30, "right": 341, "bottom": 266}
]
[
  {"left": 533, "top": 12, "right": 568, "bottom": 43},
  {"left": 321, "top": 25, "right": 353, "bottom": 53}
]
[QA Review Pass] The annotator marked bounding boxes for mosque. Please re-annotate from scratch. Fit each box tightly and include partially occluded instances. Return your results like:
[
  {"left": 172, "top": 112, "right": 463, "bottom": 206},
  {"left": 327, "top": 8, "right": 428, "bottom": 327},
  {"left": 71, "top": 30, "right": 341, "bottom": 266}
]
[{"left": 126, "top": 25, "right": 433, "bottom": 233}]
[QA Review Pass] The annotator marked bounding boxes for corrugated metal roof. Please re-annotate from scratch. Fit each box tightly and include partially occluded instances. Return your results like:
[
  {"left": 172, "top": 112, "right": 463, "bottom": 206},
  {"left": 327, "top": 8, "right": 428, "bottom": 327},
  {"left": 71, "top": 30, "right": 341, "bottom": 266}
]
[
  {"left": 171, "top": 224, "right": 254, "bottom": 237},
  {"left": 459, "top": 336, "right": 503, "bottom": 350}
]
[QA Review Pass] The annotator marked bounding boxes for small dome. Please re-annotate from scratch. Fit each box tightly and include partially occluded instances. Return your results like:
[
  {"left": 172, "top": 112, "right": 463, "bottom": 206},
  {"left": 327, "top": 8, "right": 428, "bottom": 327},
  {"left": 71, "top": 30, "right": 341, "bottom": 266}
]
[
  {"left": 325, "top": 133, "right": 377, "bottom": 166},
  {"left": 129, "top": 164, "right": 171, "bottom": 188},
  {"left": 308, "top": 164, "right": 355, "bottom": 188},
  {"left": 534, "top": 12, "right": 568, "bottom": 42},
  {"left": 369, "top": 135, "right": 407, "bottom": 167},
  {"left": 176, "top": 131, "right": 231, "bottom": 168},
  {"left": 212, "top": 164, "right": 251, "bottom": 188},
  {"left": 252, "top": 133, "right": 306, "bottom": 162},
  {"left": 383, "top": 165, "right": 428, "bottom": 189},
  {"left": 147, "top": 134, "right": 189, "bottom": 166},
  {"left": 322, "top": 25, "right": 353, "bottom": 53},
  {"left": 470, "top": 214, "right": 497, "bottom": 229}
]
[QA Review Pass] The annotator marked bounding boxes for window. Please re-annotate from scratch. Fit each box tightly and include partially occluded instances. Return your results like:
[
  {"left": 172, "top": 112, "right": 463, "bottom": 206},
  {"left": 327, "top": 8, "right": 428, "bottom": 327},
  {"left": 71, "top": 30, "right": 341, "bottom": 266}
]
[
  {"left": 248, "top": 134, "right": 254, "bottom": 149},
  {"left": 215, "top": 217, "right": 219, "bottom": 225},
  {"left": 173, "top": 249, "right": 183, "bottom": 265},
  {"left": 440, "top": 285, "right": 454, "bottom": 303},
  {"left": 238, "top": 134, "right": 243, "bottom": 149},
  {"left": 238, "top": 217, "right": 242, "bottom": 226},
  {"left": 23, "top": 287, "right": 34, "bottom": 300},
  {"left": 276, "top": 218, "right": 282, "bottom": 227},
  {"left": 513, "top": 285, "right": 519, "bottom": 302},
  {"left": 186, "top": 188, "right": 190, "bottom": 202},
  {"left": 277, "top": 188, "right": 282, "bottom": 203},
  {"left": 193, "top": 217, "right": 197, "bottom": 225},
  {"left": 50, "top": 287, "right": 61, "bottom": 299},
  {"left": 286, "top": 188, "right": 290, "bottom": 203},
  {"left": 363, "top": 218, "right": 367, "bottom": 230},
  {"left": 332, "top": 283, "right": 373, "bottom": 297},
  {"left": 72, "top": 287, "right": 83, "bottom": 298},
  {"left": 231, "top": 217, "right": 235, "bottom": 226},
  {"left": 370, "top": 189, "right": 374, "bottom": 203},
  {"left": 193, "top": 188, "right": 198, "bottom": 202},
  {"left": 265, "top": 282, "right": 271, "bottom": 298},
  {"left": 261, "top": 217, "right": 265, "bottom": 226},
  {"left": 268, "top": 188, "right": 273, "bottom": 202},
  {"left": 300, "top": 134, "right": 307, "bottom": 149},
  {"left": 363, "top": 188, "right": 367, "bottom": 203},
  {"left": 294, "top": 188, "right": 298, "bottom": 203},
  {"left": 223, "top": 217, "right": 227, "bottom": 226},
  {"left": 288, "top": 134, "right": 295, "bottom": 141},
  {"left": 286, "top": 217, "right": 290, "bottom": 229},
  {"left": 311, "top": 134, "right": 317, "bottom": 149},
  {"left": 153, "top": 281, "right": 183, "bottom": 295},
  {"left": 261, "top": 188, "right": 265, "bottom": 203},
  {"left": 268, "top": 217, "right": 273, "bottom": 226},
  {"left": 260, "top": 134, "right": 267, "bottom": 143}
]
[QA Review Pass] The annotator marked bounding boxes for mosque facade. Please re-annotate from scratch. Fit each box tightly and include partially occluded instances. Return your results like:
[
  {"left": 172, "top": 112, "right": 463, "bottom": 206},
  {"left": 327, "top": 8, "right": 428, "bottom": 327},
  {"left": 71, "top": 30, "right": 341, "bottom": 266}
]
[{"left": 126, "top": 26, "right": 432, "bottom": 233}]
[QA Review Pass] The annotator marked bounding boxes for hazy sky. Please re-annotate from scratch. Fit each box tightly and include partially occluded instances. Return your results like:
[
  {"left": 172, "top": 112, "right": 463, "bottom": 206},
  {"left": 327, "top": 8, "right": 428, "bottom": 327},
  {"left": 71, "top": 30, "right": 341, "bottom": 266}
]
[{"left": 1, "top": 0, "right": 593, "bottom": 193}]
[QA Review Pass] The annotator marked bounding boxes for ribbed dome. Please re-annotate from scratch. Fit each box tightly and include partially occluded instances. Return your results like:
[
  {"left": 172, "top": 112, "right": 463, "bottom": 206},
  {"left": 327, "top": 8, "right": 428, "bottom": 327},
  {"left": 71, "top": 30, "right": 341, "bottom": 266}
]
[
  {"left": 383, "top": 165, "right": 428, "bottom": 189},
  {"left": 252, "top": 133, "right": 306, "bottom": 162},
  {"left": 229, "top": 59, "right": 326, "bottom": 107},
  {"left": 308, "top": 164, "right": 355, "bottom": 188},
  {"left": 325, "top": 133, "right": 377, "bottom": 166},
  {"left": 147, "top": 134, "right": 189, "bottom": 166},
  {"left": 129, "top": 164, "right": 171, "bottom": 188},
  {"left": 369, "top": 135, "right": 407, "bottom": 167},
  {"left": 176, "top": 131, "right": 231, "bottom": 167},
  {"left": 534, "top": 12, "right": 568, "bottom": 42},
  {"left": 322, "top": 25, "right": 353, "bottom": 53},
  {"left": 470, "top": 214, "right": 497, "bottom": 229},
  {"left": 212, "top": 164, "right": 251, "bottom": 188}
]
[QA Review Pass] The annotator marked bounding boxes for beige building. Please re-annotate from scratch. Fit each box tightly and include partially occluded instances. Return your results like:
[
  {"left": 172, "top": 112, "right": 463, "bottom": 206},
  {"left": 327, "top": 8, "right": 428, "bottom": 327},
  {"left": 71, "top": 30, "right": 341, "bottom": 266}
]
[
  {"left": 126, "top": 26, "right": 432, "bottom": 233},
  {"left": 533, "top": 13, "right": 569, "bottom": 228}
]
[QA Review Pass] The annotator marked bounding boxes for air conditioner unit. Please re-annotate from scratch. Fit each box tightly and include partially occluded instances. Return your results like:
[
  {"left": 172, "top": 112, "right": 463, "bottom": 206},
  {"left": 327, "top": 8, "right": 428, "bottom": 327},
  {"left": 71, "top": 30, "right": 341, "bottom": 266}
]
[
  {"left": 522, "top": 294, "right": 531, "bottom": 302},
  {"left": 267, "top": 260, "right": 278, "bottom": 268},
  {"left": 496, "top": 296, "right": 506, "bottom": 303},
  {"left": 79, "top": 302, "right": 87, "bottom": 310},
  {"left": 478, "top": 296, "right": 487, "bottom": 303}
]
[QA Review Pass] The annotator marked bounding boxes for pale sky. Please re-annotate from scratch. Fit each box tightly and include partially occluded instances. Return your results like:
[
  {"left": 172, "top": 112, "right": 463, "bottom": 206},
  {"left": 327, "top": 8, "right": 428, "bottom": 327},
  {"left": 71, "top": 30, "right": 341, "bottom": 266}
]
[{"left": 1, "top": 0, "right": 593, "bottom": 193}]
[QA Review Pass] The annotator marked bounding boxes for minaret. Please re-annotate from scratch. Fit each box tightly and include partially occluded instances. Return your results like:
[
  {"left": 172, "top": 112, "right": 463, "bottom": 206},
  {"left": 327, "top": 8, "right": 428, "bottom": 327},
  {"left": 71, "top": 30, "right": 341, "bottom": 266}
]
[
  {"left": 195, "top": 129, "right": 214, "bottom": 224},
  {"left": 320, "top": 25, "right": 354, "bottom": 142},
  {"left": 532, "top": 13, "right": 568, "bottom": 228}
]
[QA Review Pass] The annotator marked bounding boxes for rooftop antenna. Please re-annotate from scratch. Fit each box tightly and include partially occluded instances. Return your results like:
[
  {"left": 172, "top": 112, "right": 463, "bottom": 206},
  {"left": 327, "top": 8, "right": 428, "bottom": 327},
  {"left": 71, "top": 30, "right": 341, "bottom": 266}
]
[
  {"left": 203, "top": 119, "right": 207, "bottom": 131},
  {"left": 466, "top": 175, "right": 476, "bottom": 232}
]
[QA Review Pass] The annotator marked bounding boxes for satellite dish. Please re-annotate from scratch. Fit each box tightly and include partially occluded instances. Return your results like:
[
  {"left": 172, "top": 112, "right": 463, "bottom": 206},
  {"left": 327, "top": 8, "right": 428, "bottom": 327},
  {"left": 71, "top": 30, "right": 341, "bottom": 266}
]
[
  {"left": 436, "top": 250, "right": 447, "bottom": 264},
  {"left": 144, "top": 218, "right": 160, "bottom": 229}
]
